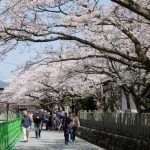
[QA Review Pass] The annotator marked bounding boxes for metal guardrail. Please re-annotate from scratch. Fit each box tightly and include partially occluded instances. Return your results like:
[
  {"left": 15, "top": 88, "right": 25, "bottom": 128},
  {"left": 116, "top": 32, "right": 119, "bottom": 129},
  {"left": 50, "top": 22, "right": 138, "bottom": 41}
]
[{"left": 0, "top": 115, "right": 22, "bottom": 150}]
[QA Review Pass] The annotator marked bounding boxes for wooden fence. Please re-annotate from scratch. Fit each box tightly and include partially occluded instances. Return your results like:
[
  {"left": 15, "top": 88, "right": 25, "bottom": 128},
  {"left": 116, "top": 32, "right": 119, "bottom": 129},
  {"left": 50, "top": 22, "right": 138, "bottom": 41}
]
[{"left": 79, "top": 111, "right": 150, "bottom": 141}]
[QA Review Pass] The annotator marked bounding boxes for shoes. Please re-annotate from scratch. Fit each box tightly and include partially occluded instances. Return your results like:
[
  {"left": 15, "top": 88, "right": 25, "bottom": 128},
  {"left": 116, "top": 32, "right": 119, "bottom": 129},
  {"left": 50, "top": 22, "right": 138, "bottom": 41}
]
[
  {"left": 24, "top": 140, "right": 28, "bottom": 142},
  {"left": 69, "top": 139, "right": 75, "bottom": 143},
  {"left": 65, "top": 141, "right": 68, "bottom": 145}
]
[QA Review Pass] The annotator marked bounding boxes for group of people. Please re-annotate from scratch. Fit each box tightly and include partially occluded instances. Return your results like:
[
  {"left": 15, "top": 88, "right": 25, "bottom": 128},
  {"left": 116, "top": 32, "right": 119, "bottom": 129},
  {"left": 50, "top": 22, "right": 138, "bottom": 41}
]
[
  {"left": 44, "top": 110, "right": 63, "bottom": 131},
  {"left": 61, "top": 112, "right": 80, "bottom": 144},
  {"left": 21, "top": 110, "right": 80, "bottom": 145},
  {"left": 20, "top": 111, "right": 41, "bottom": 141}
]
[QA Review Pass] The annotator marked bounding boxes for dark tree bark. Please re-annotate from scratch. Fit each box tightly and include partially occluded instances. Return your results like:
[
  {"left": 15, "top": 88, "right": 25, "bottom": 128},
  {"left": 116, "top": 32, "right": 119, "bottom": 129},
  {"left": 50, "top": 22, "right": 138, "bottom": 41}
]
[{"left": 111, "top": 0, "right": 150, "bottom": 21}]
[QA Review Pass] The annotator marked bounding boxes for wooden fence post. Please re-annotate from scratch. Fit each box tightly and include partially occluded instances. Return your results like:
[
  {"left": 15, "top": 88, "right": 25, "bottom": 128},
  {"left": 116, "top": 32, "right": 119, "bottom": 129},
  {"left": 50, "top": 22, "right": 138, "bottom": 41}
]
[{"left": 6, "top": 103, "right": 9, "bottom": 122}]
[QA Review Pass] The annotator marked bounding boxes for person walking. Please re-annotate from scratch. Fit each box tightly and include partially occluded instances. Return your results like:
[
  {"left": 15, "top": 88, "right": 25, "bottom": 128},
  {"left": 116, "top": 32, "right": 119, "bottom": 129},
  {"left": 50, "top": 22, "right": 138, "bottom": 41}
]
[
  {"left": 62, "top": 112, "right": 72, "bottom": 145},
  {"left": 45, "top": 112, "right": 49, "bottom": 131},
  {"left": 56, "top": 108, "right": 62, "bottom": 131},
  {"left": 53, "top": 112, "right": 56, "bottom": 130},
  {"left": 70, "top": 112, "right": 80, "bottom": 142},
  {"left": 33, "top": 112, "right": 42, "bottom": 138},
  {"left": 48, "top": 112, "right": 52, "bottom": 130},
  {"left": 21, "top": 110, "right": 32, "bottom": 142},
  {"left": 49, "top": 111, "right": 55, "bottom": 131},
  {"left": 40, "top": 112, "right": 44, "bottom": 130},
  {"left": 29, "top": 111, "right": 33, "bottom": 128}
]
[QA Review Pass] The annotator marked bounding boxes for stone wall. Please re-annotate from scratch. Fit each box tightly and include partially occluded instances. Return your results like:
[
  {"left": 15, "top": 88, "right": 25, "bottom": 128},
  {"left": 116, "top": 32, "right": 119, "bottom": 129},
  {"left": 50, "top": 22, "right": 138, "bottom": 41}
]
[{"left": 77, "top": 126, "right": 150, "bottom": 150}]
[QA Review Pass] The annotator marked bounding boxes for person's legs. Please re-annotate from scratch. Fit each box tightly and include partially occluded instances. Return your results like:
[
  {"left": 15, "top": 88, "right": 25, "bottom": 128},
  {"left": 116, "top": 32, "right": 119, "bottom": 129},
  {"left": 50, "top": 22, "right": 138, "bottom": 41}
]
[
  {"left": 70, "top": 128, "right": 73, "bottom": 141},
  {"left": 66, "top": 128, "right": 69, "bottom": 143},
  {"left": 41, "top": 120, "right": 43, "bottom": 130},
  {"left": 58, "top": 120, "right": 61, "bottom": 131},
  {"left": 52, "top": 121, "right": 55, "bottom": 130},
  {"left": 39, "top": 127, "right": 41, "bottom": 137},
  {"left": 72, "top": 127, "right": 77, "bottom": 141},
  {"left": 58, "top": 120, "right": 61, "bottom": 132},
  {"left": 64, "top": 128, "right": 69, "bottom": 144},
  {"left": 64, "top": 129, "right": 66, "bottom": 142},
  {"left": 45, "top": 120, "right": 48, "bottom": 130},
  {"left": 54, "top": 120, "right": 56, "bottom": 130},
  {"left": 35, "top": 126, "right": 38, "bottom": 138},
  {"left": 48, "top": 121, "right": 50, "bottom": 130},
  {"left": 56, "top": 119, "right": 58, "bottom": 130},
  {"left": 22, "top": 127, "right": 27, "bottom": 141},
  {"left": 26, "top": 128, "right": 29, "bottom": 141},
  {"left": 50, "top": 122, "right": 52, "bottom": 130},
  {"left": 37, "top": 126, "right": 41, "bottom": 137}
]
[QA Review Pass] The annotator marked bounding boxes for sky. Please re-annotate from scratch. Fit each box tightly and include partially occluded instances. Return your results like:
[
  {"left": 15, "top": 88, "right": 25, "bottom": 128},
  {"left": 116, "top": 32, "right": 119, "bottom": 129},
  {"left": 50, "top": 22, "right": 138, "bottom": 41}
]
[
  {"left": 0, "top": 48, "right": 35, "bottom": 81},
  {"left": 0, "top": 0, "right": 111, "bottom": 81},
  {"left": 0, "top": 42, "right": 57, "bottom": 81}
]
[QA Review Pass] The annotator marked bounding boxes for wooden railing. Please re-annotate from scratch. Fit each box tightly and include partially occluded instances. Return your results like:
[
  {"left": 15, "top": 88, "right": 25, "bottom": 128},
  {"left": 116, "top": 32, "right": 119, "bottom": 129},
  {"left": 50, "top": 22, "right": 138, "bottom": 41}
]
[{"left": 79, "top": 111, "right": 150, "bottom": 141}]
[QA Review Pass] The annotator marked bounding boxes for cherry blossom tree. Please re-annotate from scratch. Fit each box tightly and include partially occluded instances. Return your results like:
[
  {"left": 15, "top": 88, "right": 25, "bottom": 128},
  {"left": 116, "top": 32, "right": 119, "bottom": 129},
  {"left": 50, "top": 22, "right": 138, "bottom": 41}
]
[
  {"left": 2, "top": 45, "right": 150, "bottom": 112},
  {"left": 22, "top": 46, "right": 150, "bottom": 112},
  {"left": 0, "top": 0, "right": 150, "bottom": 112},
  {"left": 0, "top": 0, "right": 149, "bottom": 69},
  {"left": 1, "top": 54, "right": 106, "bottom": 111}
]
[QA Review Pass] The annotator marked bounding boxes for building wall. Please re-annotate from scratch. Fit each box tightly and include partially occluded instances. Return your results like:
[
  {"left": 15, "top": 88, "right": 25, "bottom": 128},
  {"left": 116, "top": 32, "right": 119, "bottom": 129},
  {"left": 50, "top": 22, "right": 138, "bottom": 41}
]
[
  {"left": 121, "top": 90, "right": 137, "bottom": 112},
  {"left": 19, "top": 104, "right": 37, "bottom": 112}
]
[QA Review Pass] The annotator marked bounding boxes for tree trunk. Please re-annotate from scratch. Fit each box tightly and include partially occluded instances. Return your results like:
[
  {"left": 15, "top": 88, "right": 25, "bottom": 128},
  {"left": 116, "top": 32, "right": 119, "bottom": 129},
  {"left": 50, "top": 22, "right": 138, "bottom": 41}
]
[
  {"left": 123, "top": 90, "right": 131, "bottom": 110},
  {"left": 132, "top": 95, "right": 143, "bottom": 113}
]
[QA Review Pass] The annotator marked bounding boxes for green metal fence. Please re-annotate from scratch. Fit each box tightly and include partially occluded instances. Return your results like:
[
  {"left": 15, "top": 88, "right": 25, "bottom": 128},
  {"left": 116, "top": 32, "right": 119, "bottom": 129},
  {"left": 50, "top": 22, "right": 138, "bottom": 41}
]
[{"left": 0, "top": 116, "right": 22, "bottom": 150}]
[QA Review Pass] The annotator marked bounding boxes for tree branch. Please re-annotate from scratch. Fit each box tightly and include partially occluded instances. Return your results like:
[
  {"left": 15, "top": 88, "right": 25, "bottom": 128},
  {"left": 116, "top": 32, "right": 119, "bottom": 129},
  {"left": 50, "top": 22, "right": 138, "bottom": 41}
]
[{"left": 111, "top": 0, "right": 150, "bottom": 21}]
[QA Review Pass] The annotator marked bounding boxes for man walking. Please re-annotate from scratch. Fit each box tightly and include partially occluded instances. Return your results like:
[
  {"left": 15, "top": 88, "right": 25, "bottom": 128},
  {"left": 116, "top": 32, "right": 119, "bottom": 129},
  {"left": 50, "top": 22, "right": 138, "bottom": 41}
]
[
  {"left": 21, "top": 110, "right": 32, "bottom": 142},
  {"left": 62, "top": 112, "right": 72, "bottom": 145}
]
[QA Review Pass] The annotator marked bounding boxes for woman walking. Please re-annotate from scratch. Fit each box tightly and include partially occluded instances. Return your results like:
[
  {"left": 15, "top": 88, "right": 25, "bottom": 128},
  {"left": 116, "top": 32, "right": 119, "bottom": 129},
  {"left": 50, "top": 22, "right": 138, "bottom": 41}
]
[{"left": 70, "top": 112, "right": 80, "bottom": 142}]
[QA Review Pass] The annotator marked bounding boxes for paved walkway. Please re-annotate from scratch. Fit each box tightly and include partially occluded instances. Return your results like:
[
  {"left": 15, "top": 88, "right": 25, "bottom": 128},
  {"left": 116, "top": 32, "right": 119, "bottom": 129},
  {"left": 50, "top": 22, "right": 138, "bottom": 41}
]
[{"left": 13, "top": 129, "right": 105, "bottom": 150}]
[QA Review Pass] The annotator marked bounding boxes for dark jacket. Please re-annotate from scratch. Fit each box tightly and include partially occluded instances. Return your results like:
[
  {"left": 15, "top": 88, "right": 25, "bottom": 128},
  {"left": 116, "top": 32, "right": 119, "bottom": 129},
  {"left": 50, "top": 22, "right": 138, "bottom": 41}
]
[
  {"left": 62, "top": 116, "right": 72, "bottom": 129},
  {"left": 21, "top": 116, "right": 31, "bottom": 128},
  {"left": 33, "top": 116, "right": 42, "bottom": 127}
]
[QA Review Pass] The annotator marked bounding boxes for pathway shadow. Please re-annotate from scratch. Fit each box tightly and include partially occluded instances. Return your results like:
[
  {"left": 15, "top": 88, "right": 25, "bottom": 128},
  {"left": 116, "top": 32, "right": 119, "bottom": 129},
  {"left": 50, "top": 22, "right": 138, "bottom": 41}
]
[{"left": 19, "top": 141, "right": 28, "bottom": 143}]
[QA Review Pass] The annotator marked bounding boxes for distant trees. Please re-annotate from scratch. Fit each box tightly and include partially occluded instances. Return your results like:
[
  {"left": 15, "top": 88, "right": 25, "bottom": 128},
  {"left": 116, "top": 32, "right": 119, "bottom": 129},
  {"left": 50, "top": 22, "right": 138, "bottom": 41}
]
[{"left": 81, "top": 95, "right": 97, "bottom": 111}]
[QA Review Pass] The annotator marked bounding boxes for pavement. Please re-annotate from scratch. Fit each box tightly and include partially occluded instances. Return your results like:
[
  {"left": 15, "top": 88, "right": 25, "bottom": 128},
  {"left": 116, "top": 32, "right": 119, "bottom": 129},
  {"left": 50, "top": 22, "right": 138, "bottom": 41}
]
[{"left": 13, "top": 129, "right": 105, "bottom": 150}]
